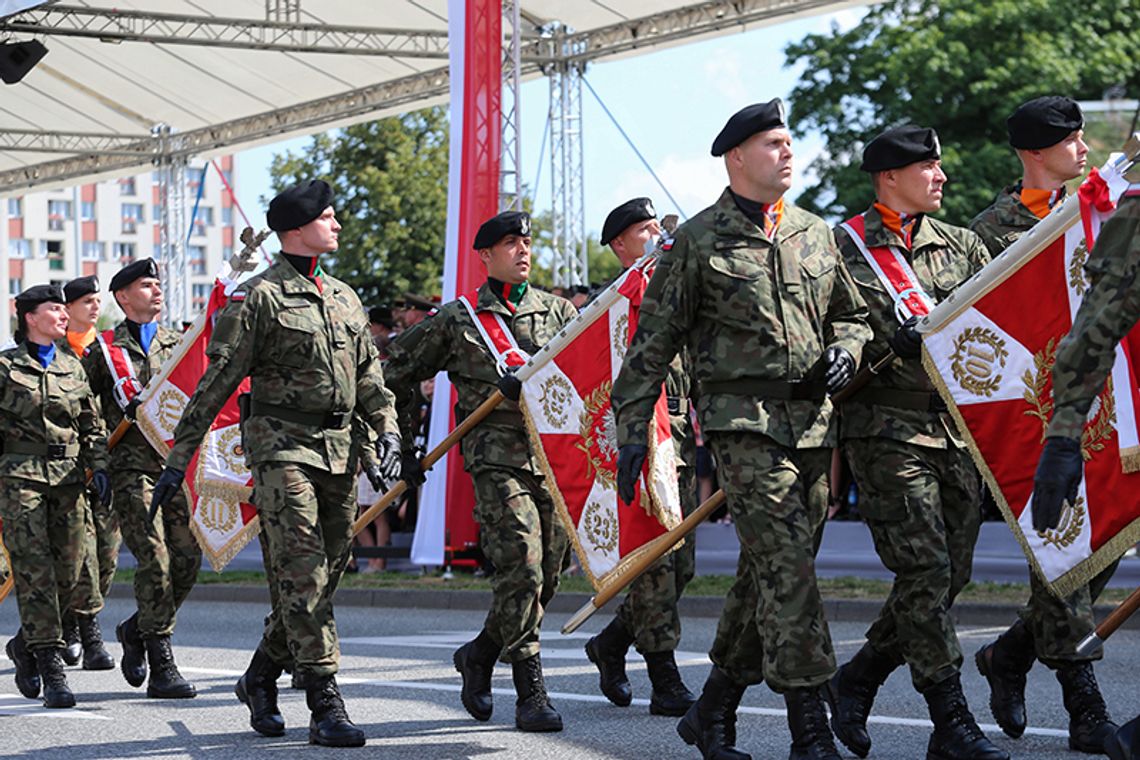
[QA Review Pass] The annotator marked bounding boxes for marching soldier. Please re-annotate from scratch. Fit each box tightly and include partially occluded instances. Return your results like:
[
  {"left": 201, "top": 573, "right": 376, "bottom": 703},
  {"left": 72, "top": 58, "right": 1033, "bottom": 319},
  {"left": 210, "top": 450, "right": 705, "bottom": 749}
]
[
  {"left": 84, "top": 258, "right": 200, "bottom": 699},
  {"left": 151, "top": 180, "right": 402, "bottom": 747},
  {"left": 2, "top": 285, "right": 111, "bottom": 708},
  {"left": 826, "top": 126, "right": 1007, "bottom": 760},
  {"left": 612, "top": 100, "right": 871, "bottom": 760},
  {"left": 969, "top": 96, "right": 1119, "bottom": 753},
  {"left": 384, "top": 210, "right": 577, "bottom": 733},
  {"left": 58, "top": 275, "right": 118, "bottom": 671},
  {"left": 1031, "top": 180, "right": 1140, "bottom": 760},
  {"left": 585, "top": 197, "right": 697, "bottom": 717}
]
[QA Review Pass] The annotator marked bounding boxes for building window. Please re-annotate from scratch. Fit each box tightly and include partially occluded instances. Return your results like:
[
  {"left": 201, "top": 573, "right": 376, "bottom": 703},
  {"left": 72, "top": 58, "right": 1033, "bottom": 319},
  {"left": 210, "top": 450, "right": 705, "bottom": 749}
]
[
  {"left": 47, "top": 199, "right": 72, "bottom": 231},
  {"left": 81, "top": 201, "right": 96, "bottom": 221},
  {"left": 221, "top": 206, "right": 234, "bottom": 226},
  {"left": 82, "top": 241, "right": 104, "bottom": 260},
  {"left": 42, "top": 240, "right": 64, "bottom": 270},
  {"left": 119, "top": 177, "right": 137, "bottom": 196},
  {"left": 192, "top": 207, "right": 214, "bottom": 237},
  {"left": 113, "top": 241, "right": 136, "bottom": 262},
  {"left": 192, "top": 283, "right": 211, "bottom": 307},
  {"left": 9, "top": 278, "right": 20, "bottom": 295},
  {"left": 122, "top": 203, "right": 145, "bottom": 234},
  {"left": 188, "top": 244, "right": 207, "bottom": 275},
  {"left": 7, "top": 238, "right": 30, "bottom": 259},
  {"left": 7, "top": 197, "right": 22, "bottom": 217}
]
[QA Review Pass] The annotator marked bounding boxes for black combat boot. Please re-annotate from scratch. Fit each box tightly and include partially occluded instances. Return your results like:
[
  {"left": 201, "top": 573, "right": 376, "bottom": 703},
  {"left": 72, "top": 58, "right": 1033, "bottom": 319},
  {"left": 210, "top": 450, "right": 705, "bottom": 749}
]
[
  {"left": 78, "top": 614, "right": 114, "bottom": 671},
  {"left": 585, "top": 617, "right": 635, "bottom": 707},
  {"left": 676, "top": 666, "right": 751, "bottom": 760},
  {"left": 974, "top": 620, "right": 1035, "bottom": 738},
  {"left": 116, "top": 613, "right": 147, "bottom": 687},
  {"left": 645, "top": 650, "right": 697, "bottom": 716},
  {"left": 1104, "top": 714, "right": 1139, "bottom": 760},
  {"left": 923, "top": 674, "right": 1010, "bottom": 760},
  {"left": 511, "top": 654, "right": 563, "bottom": 732},
  {"left": 453, "top": 628, "right": 499, "bottom": 721},
  {"left": 306, "top": 674, "right": 365, "bottom": 747},
  {"left": 61, "top": 615, "right": 82, "bottom": 666},
  {"left": 786, "top": 686, "right": 841, "bottom": 760},
  {"left": 34, "top": 648, "right": 76, "bottom": 708},
  {"left": 824, "top": 642, "right": 901, "bottom": 757},
  {"left": 1056, "top": 662, "right": 1118, "bottom": 753},
  {"left": 235, "top": 646, "right": 285, "bottom": 737},
  {"left": 6, "top": 629, "right": 41, "bottom": 699},
  {"left": 144, "top": 635, "right": 196, "bottom": 699}
]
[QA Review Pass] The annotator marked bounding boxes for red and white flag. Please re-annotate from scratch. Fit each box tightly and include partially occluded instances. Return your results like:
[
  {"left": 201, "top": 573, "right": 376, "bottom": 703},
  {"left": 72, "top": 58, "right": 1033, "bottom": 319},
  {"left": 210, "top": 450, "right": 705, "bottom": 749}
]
[
  {"left": 516, "top": 260, "right": 683, "bottom": 587},
  {"left": 134, "top": 273, "right": 257, "bottom": 571},
  {"left": 920, "top": 158, "right": 1140, "bottom": 596}
]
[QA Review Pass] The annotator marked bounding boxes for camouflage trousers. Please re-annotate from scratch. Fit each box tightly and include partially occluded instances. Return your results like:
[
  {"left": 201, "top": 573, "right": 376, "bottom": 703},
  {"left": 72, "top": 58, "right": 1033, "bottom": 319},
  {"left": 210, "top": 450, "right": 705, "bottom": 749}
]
[
  {"left": 616, "top": 465, "right": 697, "bottom": 653},
  {"left": 254, "top": 462, "right": 356, "bottom": 678},
  {"left": 1019, "top": 559, "right": 1119, "bottom": 667},
  {"left": 473, "top": 466, "right": 570, "bottom": 663},
  {"left": 846, "top": 438, "right": 980, "bottom": 692},
  {"left": 0, "top": 479, "right": 85, "bottom": 649},
  {"left": 71, "top": 490, "right": 121, "bottom": 617},
  {"left": 706, "top": 432, "right": 836, "bottom": 691},
  {"left": 114, "top": 468, "right": 201, "bottom": 636}
]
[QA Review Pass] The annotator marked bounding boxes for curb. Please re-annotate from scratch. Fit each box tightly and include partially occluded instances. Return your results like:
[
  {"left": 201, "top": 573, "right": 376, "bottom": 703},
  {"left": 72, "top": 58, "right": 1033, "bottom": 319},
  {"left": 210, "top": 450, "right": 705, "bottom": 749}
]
[{"left": 106, "top": 583, "right": 1139, "bottom": 631}]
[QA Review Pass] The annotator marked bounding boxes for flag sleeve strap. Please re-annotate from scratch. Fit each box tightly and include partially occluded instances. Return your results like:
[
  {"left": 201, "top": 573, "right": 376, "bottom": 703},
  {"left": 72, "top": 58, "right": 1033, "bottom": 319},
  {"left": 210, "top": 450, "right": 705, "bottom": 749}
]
[{"left": 838, "top": 216, "right": 934, "bottom": 321}]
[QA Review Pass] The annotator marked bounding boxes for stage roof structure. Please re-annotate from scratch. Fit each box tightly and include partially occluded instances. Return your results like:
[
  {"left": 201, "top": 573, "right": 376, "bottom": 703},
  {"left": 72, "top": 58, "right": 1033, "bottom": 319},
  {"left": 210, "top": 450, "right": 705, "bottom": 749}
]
[{"left": 0, "top": 0, "right": 865, "bottom": 194}]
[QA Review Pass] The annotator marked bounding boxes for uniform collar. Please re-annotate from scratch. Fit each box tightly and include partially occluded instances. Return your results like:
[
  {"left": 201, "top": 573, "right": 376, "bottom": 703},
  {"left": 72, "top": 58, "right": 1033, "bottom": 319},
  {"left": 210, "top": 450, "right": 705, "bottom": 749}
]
[
  {"left": 275, "top": 255, "right": 325, "bottom": 297},
  {"left": 712, "top": 187, "right": 807, "bottom": 244},
  {"left": 474, "top": 280, "right": 546, "bottom": 318},
  {"left": 863, "top": 204, "right": 948, "bottom": 252}
]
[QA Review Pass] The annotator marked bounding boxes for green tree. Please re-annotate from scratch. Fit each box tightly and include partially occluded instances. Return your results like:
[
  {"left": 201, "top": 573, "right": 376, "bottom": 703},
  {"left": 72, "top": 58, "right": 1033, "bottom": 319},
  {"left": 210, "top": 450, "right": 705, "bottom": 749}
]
[
  {"left": 784, "top": 0, "right": 1140, "bottom": 225},
  {"left": 268, "top": 108, "right": 449, "bottom": 307}
]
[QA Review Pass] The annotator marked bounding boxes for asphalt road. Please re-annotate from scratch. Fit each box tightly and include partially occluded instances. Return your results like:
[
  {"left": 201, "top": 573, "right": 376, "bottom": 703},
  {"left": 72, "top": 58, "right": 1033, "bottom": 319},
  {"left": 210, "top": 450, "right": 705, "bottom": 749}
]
[{"left": 2, "top": 595, "right": 1137, "bottom": 759}]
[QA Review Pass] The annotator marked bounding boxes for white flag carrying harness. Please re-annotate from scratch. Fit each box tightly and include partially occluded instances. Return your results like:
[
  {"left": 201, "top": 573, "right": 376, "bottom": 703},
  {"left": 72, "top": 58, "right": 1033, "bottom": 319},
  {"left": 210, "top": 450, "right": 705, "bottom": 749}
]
[
  {"left": 95, "top": 330, "right": 143, "bottom": 412},
  {"left": 840, "top": 213, "right": 936, "bottom": 324},
  {"left": 458, "top": 292, "right": 531, "bottom": 374}
]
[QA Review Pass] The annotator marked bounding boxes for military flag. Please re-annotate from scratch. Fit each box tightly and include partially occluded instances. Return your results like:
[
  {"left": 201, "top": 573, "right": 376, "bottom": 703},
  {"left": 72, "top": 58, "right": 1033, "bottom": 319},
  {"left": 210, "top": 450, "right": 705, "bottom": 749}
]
[{"left": 919, "top": 155, "right": 1140, "bottom": 596}]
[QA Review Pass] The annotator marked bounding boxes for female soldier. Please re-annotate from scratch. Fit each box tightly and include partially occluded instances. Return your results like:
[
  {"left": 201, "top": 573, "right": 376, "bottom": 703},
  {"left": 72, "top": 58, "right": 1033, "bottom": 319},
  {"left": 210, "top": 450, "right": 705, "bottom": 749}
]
[{"left": 2, "top": 284, "right": 111, "bottom": 708}]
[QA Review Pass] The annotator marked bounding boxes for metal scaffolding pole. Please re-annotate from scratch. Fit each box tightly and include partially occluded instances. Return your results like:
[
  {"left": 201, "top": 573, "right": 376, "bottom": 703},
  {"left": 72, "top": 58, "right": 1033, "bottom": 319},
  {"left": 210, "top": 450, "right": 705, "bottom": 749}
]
[
  {"left": 499, "top": 0, "right": 523, "bottom": 212},
  {"left": 546, "top": 23, "right": 587, "bottom": 288},
  {"left": 153, "top": 125, "right": 189, "bottom": 328}
]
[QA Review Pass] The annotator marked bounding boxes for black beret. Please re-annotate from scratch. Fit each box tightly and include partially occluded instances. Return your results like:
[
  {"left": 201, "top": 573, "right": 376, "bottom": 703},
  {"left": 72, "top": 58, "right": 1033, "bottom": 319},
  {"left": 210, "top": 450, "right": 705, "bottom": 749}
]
[
  {"left": 267, "top": 179, "right": 334, "bottom": 232},
  {"left": 402, "top": 293, "right": 437, "bottom": 312},
  {"left": 15, "top": 284, "right": 65, "bottom": 313},
  {"left": 473, "top": 211, "right": 531, "bottom": 250},
  {"left": 368, "top": 305, "right": 393, "bottom": 325},
  {"left": 601, "top": 197, "right": 656, "bottom": 246},
  {"left": 711, "top": 99, "right": 787, "bottom": 157},
  {"left": 63, "top": 274, "right": 99, "bottom": 303},
  {"left": 1007, "top": 96, "right": 1084, "bottom": 150},
  {"left": 109, "top": 257, "right": 160, "bottom": 292},
  {"left": 860, "top": 125, "right": 941, "bottom": 172}
]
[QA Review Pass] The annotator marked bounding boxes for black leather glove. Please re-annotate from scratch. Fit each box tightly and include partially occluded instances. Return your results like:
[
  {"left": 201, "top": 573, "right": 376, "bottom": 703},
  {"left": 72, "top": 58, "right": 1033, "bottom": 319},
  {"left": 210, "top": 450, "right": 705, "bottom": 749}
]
[
  {"left": 1031, "top": 437, "right": 1083, "bottom": 532},
  {"left": 376, "top": 432, "right": 402, "bottom": 484},
  {"left": 148, "top": 466, "right": 185, "bottom": 521},
  {"left": 401, "top": 450, "right": 426, "bottom": 487},
  {"left": 498, "top": 368, "right": 522, "bottom": 401},
  {"left": 616, "top": 444, "right": 648, "bottom": 506},
  {"left": 364, "top": 463, "right": 386, "bottom": 492},
  {"left": 889, "top": 316, "right": 923, "bottom": 360},
  {"left": 824, "top": 346, "right": 856, "bottom": 395},
  {"left": 124, "top": 398, "right": 141, "bottom": 421},
  {"left": 91, "top": 469, "right": 112, "bottom": 508}
]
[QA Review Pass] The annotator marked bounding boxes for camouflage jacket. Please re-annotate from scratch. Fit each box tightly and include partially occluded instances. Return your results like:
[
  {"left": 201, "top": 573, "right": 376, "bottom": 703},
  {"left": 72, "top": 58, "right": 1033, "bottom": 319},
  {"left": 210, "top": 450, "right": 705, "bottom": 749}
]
[
  {"left": 1050, "top": 191, "right": 1140, "bottom": 438},
  {"left": 166, "top": 255, "right": 398, "bottom": 476},
  {"left": 385, "top": 280, "right": 578, "bottom": 474},
  {"left": 970, "top": 182, "right": 1061, "bottom": 256},
  {"left": 612, "top": 188, "right": 872, "bottom": 450},
  {"left": 0, "top": 346, "right": 108, "bottom": 485},
  {"left": 83, "top": 321, "right": 182, "bottom": 474},
  {"left": 836, "top": 206, "right": 991, "bottom": 448}
]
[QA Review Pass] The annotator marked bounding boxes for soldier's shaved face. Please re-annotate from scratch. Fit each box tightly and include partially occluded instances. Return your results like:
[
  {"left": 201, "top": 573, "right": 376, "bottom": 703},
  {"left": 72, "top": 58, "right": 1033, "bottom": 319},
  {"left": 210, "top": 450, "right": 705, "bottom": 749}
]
[
  {"left": 67, "top": 292, "right": 101, "bottom": 331},
  {"left": 878, "top": 159, "right": 946, "bottom": 215},
  {"left": 480, "top": 234, "right": 532, "bottom": 284},
  {"left": 611, "top": 218, "right": 660, "bottom": 269},
  {"left": 726, "top": 127, "right": 794, "bottom": 204},
  {"left": 116, "top": 276, "right": 163, "bottom": 323},
  {"left": 1034, "top": 129, "right": 1089, "bottom": 184},
  {"left": 284, "top": 206, "right": 341, "bottom": 256}
]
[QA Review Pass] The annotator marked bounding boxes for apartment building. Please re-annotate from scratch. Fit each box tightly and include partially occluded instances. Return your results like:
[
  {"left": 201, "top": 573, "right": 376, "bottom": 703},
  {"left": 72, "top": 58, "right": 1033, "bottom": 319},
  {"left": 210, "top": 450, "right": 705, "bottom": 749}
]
[{"left": 0, "top": 155, "right": 238, "bottom": 340}]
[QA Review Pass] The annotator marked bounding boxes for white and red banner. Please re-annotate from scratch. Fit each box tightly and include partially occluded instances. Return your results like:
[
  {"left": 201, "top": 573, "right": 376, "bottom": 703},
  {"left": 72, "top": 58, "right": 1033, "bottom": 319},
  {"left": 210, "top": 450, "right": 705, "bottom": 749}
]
[
  {"left": 517, "top": 261, "right": 683, "bottom": 588},
  {"left": 134, "top": 276, "right": 257, "bottom": 571},
  {"left": 920, "top": 159, "right": 1140, "bottom": 596},
  {"left": 413, "top": 0, "right": 503, "bottom": 566}
]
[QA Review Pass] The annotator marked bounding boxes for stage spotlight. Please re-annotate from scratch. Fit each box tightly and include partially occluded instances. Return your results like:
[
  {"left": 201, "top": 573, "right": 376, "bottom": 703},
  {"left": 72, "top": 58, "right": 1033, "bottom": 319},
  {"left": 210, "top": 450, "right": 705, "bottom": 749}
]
[{"left": 0, "top": 39, "right": 47, "bottom": 84}]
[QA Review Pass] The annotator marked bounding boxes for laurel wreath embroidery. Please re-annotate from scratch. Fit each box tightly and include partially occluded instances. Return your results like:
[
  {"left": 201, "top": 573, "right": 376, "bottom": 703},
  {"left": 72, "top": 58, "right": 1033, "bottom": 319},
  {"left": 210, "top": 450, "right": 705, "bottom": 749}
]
[
  {"left": 949, "top": 327, "right": 1007, "bottom": 397},
  {"left": 1037, "top": 494, "right": 1085, "bottom": 550},
  {"left": 575, "top": 381, "right": 618, "bottom": 491},
  {"left": 581, "top": 498, "right": 619, "bottom": 553},
  {"left": 538, "top": 374, "right": 575, "bottom": 429},
  {"left": 1081, "top": 379, "right": 1116, "bottom": 461},
  {"left": 1068, "top": 240, "right": 1089, "bottom": 295},
  {"left": 1023, "top": 336, "right": 1115, "bottom": 458},
  {"left": 612, "top": 314, "right": 629, "bottom": 362}
]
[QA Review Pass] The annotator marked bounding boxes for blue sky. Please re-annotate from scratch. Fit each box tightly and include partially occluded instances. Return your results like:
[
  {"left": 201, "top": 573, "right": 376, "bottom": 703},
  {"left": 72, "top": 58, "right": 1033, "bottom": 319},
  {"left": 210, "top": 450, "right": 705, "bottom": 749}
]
[{"left": 235, "top": 6, "right": 866, "bottom": 240}]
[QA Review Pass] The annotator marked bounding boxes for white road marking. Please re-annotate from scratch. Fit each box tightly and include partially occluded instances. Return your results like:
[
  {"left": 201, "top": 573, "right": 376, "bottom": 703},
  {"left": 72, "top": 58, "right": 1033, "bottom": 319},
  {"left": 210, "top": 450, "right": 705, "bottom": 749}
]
[{"left": 0, "top": 693, "right": 112, "bottom": 720}]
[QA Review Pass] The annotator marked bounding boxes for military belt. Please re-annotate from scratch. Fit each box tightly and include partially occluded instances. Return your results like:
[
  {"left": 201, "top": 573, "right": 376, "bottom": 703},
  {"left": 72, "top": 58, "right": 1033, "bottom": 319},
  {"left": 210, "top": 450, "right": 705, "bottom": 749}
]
[
  {"left": 249, "top": 400, "right": 351, "bottom": 429},
  {"left": 849, "top": 387, "right": 947, "bottom": 412},
  {"left": 666, "top": 396, "right": 690, "bottom": 415},
  {"left": 6, "top": 441, "right": 80, "bottom": 459},
  {"left": 699, "top": 379, "right": 827, "bottom": 401}
]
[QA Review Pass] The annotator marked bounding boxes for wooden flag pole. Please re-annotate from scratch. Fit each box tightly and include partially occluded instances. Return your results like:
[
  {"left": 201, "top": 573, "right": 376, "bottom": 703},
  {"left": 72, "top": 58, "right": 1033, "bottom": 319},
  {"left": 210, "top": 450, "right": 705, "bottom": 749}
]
[
  {"left": 562, "top": 489, "right": 727, "bottom": 635},
  {"left": 1075, "top": 585, "right": 1140, "bottom": 657}
]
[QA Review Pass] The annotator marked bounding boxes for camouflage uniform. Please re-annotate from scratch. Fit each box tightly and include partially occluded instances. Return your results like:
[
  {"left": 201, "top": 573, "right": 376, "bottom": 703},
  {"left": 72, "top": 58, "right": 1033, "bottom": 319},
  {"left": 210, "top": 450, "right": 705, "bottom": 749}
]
[
  {"left": 970, "top": 186, "right": 1118, "bottom": 668},
  {"left": 84, "top": 323, "right": 201, "bottom": 637},
  {"left": 837, "top": 206, "right": 990, "bottom": 691},
  {"left": 612, "top": 188, "right": 871, "bottom": 690},
  {"left": 384, "top": 282, "right": 577, "bottom": 662},
  {"left": 0, "top": 347, "right": 108, "bottom": 648},
  {"left": 166, "top": 255, "right": 397, "bottom": 678}
]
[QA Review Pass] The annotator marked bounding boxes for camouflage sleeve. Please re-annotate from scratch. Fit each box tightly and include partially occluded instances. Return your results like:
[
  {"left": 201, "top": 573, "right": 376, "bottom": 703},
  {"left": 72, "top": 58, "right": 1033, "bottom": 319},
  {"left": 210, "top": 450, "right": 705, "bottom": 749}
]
[
  {"left": 968, "top": 213, "right": 1008, "bottom": 258},
  {"left": 354, "top": 413, "right": 378, "bottom": 470},
  {"left": 824, "top": 248, "right": 872, "bottom": 365},
  {"left": 76, "top": 363, "right": 109, "bottom": 472},
  {"left": 1049, "top": 195, "right": 1140, "bottom": 439},
  {"left": 353, "top": 319, "right": 399, "bottom": 438},
  {"left": 82, "top": 340, "right": 110, "bottom": 409},
  {"left": 384, "top": 312, "right": 453, "bottom": 452},
  {"left": 965, "top": 227, "right": 993, "bottom": 272},
  {"left": 613, "top": 237, "right": 695, "bottom": 447},
  {"left": 166, "top": 294, "right": 257, "bottom": 471}
]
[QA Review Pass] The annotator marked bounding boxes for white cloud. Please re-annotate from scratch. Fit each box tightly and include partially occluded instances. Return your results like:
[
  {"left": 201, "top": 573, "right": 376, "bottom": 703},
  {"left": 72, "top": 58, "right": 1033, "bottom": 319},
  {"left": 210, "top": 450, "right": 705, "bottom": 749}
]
[{"left": 702, "top": 52, "right": 749, "bottom": 105}]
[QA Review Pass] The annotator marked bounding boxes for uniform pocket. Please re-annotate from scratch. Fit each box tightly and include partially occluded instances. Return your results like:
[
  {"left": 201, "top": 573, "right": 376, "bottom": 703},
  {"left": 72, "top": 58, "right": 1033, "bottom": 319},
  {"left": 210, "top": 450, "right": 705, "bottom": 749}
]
[
  {"left": 273, "top": 306, "right": 320, "bottom": 368},
  {"left": 708, "top": 250, "right": 765, "bottom": 281}
]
